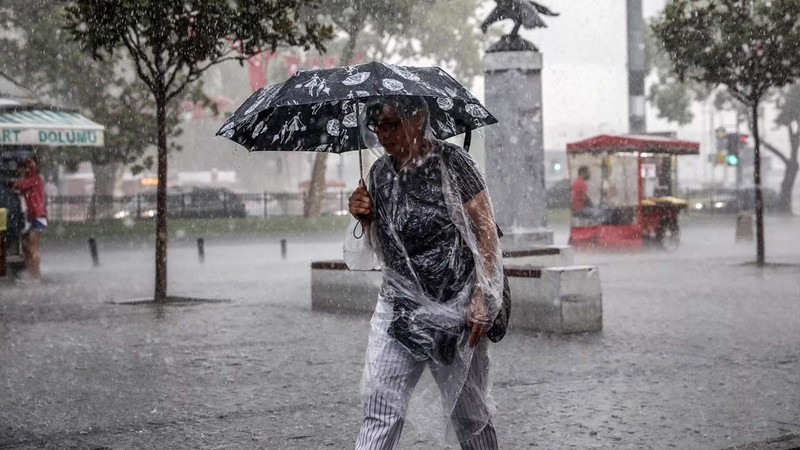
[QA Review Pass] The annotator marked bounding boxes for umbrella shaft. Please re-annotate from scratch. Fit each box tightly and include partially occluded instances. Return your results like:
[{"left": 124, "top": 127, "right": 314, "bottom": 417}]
[{"left": 357, "top": 100, "right": 364, "bottom": 184}]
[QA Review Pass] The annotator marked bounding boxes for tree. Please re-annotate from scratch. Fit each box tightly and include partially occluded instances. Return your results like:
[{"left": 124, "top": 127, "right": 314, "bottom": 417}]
[
  {"left": 644, "top": 20, "right": 713, "bottom": 126},
  {"left": 65, "top": 0, "right": 333, "bottom": 302},
  {"left": 302, "top": 0, "right": 489, "bottom": 217},
  {"left": 646, "top": 19, "right": 799, "bottom": 216},
  {"left": 0, "top": 0, "right": 185, "bottom": 215},
  {"left": 653, "top": 0, "right": 800, "bottom": 265}
]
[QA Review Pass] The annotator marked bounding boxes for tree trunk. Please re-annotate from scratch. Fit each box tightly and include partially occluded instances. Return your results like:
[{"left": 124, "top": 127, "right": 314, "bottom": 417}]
[
  {"left": 751, "top": 102, "right": 765, "bottom": 266},
  {"left": 303, "top": 152, "right": 328, "bottom": 217},
  {"left": 777, "top": 159, "right": 798, "bottom": 214},
  {"left": 304, "top": 13, "right": 363, "bottom": 218},
  {"left": 762, "top": 141, "right": 795, "bottom": 215},
  {"left": 155, "top": 95, "right": 169, "bottom": 303},
  {"left": 340, "top": 15, "right": 361, "bottom": 68},
  {"left": 90, "top": 161, "right": 123, "bottom": 220},
  {"left": 777, "top": 125, "right": 799, "bottom": 215}
]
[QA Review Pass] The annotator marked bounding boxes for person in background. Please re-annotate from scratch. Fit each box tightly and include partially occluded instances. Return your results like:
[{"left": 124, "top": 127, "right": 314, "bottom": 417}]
[
  {"left": 571, "top": 165, "right": 595, "bottom": 218},
  {"left": 7, "top": 158, "right": 47, "bottom": 282}
]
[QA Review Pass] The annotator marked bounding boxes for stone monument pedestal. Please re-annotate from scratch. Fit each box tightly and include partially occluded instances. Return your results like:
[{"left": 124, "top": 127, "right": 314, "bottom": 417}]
[
  {"left": 483, "top": 49, "right": 553, "bottom": 248},
  {"left": 476, "top": 39, "right": 602, "bottom": 333}
]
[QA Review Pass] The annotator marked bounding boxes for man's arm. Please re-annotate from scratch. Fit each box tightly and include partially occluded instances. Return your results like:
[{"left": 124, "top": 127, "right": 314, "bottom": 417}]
[
  {"left": 464, "top": 189, "right": 501, "bottom": 347},
  {"left": 464, "top": 190, "right": 499, "bottom": 281}
]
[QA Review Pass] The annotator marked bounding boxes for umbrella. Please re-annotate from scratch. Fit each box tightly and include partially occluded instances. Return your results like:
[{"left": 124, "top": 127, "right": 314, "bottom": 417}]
[{"left": 216, "top": 61, "right": 497, "bottom": 179}]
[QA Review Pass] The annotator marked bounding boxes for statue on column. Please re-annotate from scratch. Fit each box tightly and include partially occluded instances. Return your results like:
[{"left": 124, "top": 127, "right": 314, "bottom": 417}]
[{"left": 481, "top": 0, "right": 559, "bottom": 52}]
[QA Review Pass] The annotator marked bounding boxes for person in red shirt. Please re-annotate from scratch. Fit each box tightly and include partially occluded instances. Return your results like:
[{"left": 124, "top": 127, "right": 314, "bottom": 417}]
[
  {"left": 7, "top": 158, "right": 47, "bottom": 281},
  {"left": 571, "top": 165, "right": 594, "bottom": 216}
]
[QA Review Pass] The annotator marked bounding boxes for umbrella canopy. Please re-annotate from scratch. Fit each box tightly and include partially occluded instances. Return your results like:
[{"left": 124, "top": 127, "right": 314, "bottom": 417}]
[{"left": 216, "top": 61, "right": 497, "bottom": 153}]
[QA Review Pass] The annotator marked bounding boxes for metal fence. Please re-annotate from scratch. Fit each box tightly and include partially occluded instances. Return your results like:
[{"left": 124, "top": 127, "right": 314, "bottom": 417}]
[{"left": 46, "top": 191, "right": 351, "bottom": 222}]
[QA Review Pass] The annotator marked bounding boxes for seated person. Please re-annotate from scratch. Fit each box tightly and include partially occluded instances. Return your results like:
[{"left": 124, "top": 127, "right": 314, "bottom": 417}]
[{"left": 571, "top": 166, "right": 598, "bottom": 220}]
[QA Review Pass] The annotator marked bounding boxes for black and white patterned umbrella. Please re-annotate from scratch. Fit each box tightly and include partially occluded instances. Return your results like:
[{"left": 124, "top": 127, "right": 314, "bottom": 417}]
[{"left": 215, "top": 61, "right": 497, "bottom": 154}]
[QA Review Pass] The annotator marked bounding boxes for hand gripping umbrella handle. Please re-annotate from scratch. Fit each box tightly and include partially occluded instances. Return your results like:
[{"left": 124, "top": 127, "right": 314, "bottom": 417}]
[{"left": 353, "top": 178, "right": 368, "bottom": 239}]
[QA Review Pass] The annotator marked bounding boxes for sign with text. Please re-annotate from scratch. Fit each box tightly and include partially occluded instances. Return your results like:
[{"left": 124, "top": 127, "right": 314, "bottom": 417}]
[{"left": 0, "top": 126, "right": 104, "bottom": 147}]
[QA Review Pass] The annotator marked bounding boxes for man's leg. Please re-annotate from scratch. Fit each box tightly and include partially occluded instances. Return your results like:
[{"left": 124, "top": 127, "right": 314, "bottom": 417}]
[
  {"left": 459, "top": 421, "right": 498, "bottom": 450},
  {"left": 430, "top": 339, "right": 498, "bottom": 450},
  {"left": 27, "top": 230, "right": 41, "bottom": 280},
  {"left": 356, "top": 331, "right": 424, "bottom": 450}
]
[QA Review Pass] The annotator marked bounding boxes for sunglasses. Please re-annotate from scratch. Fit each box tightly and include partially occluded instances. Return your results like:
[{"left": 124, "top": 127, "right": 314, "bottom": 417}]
[{"left": 366, "top": 118, "right": 402, "bottom": 133}]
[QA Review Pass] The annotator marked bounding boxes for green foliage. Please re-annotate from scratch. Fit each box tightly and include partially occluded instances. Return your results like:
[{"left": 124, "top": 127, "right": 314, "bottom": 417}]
[
  {"left": 321, "top": 0, "right": 430, "bottom": 64},
  {"left": 0, "top": 0, "right": 179, "bottom": 170},
  {"left": 378, "top": 0, "right": 489, "bottom": 84},
  {"left": 320, "top": 0, "right": 488, "bottom": 84},
  {"left": 649, "top": 1, "right": 799, "bottom": 215},
  {"left": 647, "top": 72, "right": 696, "bottom": 126},
  {"left": 645, "top": 19, "right": 713, "bottom": 125},
  {"left": 64, "top": 0, "right": 334, "bottom": 102},
  {"left": 63, "top": 0, "right": 335, "bottom": 299},
  {"left": 653, "top": 0, "right": 800, "bottom": 261},
  {"left": 652, "top": 0, "right": 800, "bottom": 106}
]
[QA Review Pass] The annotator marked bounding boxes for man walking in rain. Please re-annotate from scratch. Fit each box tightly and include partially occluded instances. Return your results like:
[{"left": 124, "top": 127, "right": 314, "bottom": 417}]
[{"left": 346, "top": 96, "right": 504, "bottom": 449}]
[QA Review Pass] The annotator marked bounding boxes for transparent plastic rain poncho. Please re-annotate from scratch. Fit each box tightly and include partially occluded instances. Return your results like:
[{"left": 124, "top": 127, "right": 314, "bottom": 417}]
[{"left": 343, "top": 97, "right": 504, "bottom": 444}]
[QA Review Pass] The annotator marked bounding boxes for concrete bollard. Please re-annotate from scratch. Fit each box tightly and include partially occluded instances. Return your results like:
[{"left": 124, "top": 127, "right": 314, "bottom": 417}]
[
  {"left": 280, "top": 239, "right": 287, "bottom": 259},
  {"left": 88, "top": 237, "right": 100, "bottom": 267},
  {"left": 197, "top": 238, "right": 205, "bottom": 263},
  {"left": 735, "top": 213, "right": 754, "bottom": 242}
]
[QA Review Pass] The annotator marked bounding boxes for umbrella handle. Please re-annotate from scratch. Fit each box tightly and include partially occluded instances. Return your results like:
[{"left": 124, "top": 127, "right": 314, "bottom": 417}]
[
  {"left": 359, "top": 147, "right": 364, "bottom": 185},
  {"left": 464, "top": 129, "right": 472, "bottom": 152},
  {"left": 353, "top": 177, "right": 368, "bottom": 239},
  {"left": 353, "top": 219, "right": 365, "bottom": 239}
]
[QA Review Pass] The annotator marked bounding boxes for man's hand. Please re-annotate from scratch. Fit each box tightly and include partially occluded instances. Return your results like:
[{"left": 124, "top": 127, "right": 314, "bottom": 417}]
[
  {"left": 467, "top": 288, "right": 488, "bottom": 347},
  {"left": 348, "top": 180, "right": 372, "bottom": 221}
]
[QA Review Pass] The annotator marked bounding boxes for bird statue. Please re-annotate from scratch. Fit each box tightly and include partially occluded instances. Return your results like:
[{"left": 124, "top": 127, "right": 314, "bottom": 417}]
[{"left": 481, "top": 0, "right": 559, "bottom": 38}]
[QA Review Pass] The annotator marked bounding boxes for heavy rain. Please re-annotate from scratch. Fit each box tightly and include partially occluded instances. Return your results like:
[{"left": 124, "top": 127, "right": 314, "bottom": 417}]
[{"left": 1, "top": 1, "right": 798, "bottom": 449}]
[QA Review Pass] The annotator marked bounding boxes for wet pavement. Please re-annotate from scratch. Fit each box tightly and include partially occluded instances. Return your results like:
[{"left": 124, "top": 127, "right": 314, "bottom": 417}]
[{"left": 1, "top": 215, "right": 799, "bottom": 449}]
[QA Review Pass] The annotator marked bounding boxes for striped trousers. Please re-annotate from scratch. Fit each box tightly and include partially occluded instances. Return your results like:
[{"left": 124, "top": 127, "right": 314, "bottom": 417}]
[{"left": 355, "top": 324, "right": 498, "bottom": 450}]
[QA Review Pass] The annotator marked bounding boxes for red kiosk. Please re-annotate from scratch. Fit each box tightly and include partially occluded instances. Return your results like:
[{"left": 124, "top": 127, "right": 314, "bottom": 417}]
[{"left": 565, "top": 134, "right": 699, "bottom": 250}]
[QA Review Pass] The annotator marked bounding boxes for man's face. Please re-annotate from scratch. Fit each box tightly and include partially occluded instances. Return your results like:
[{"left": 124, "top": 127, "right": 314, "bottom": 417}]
[{"left": 369, "top": 105, "right": 421, "bottom": 158}]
